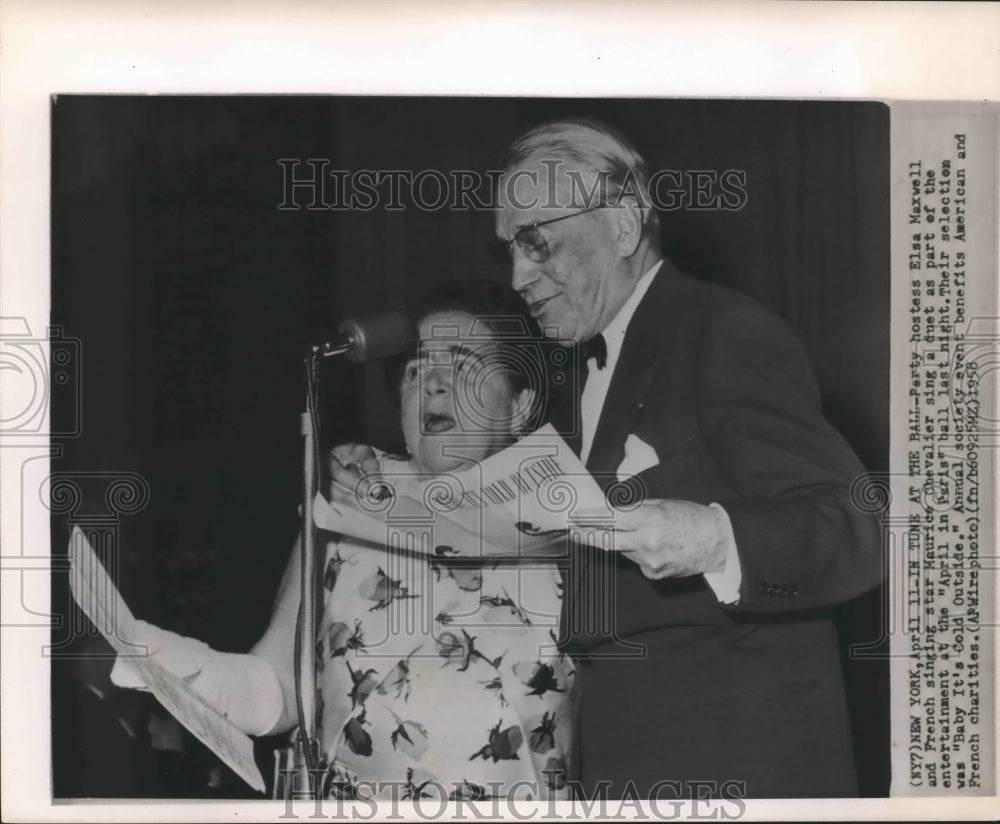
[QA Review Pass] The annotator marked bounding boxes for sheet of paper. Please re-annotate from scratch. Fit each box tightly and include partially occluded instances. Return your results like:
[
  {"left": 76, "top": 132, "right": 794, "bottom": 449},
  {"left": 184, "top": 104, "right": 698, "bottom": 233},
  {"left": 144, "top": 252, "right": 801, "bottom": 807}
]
[
  {"left": 314, "top": 425, "right": 612, "bottom": 560},
  {"left": 67, "top": 527, "right": 265, "bottom": 793}
]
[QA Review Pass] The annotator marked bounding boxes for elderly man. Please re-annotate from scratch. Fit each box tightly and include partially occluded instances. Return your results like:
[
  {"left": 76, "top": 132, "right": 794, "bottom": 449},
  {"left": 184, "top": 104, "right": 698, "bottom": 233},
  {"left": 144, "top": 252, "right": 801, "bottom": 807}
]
[{"left": 490, "top": 119, "right": 882, "bottom": 799}]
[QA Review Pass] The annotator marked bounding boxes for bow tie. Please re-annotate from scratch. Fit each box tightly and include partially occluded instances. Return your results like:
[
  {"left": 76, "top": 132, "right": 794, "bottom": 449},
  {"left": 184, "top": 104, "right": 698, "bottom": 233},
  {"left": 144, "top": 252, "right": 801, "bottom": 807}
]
[{"left": 579, "top": 334, "right": 607, "bottom": 370}]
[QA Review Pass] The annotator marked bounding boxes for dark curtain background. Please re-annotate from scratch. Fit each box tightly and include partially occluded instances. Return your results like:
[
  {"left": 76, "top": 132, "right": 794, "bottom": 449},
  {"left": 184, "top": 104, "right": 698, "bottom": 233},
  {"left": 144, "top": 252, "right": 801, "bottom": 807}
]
[{"left": 50, "top": 96, "right": 889, "bottom": 796}]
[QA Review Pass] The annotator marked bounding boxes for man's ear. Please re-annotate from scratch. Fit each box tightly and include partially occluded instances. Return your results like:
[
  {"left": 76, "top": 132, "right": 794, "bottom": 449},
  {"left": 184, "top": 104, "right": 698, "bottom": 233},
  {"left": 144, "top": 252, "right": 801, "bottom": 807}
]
[
  {"left": 511, "top": 387, "right": 537, "bottom": 435},
  {"left": 614, "top": 198, "right": 645, "bottom": 258}
]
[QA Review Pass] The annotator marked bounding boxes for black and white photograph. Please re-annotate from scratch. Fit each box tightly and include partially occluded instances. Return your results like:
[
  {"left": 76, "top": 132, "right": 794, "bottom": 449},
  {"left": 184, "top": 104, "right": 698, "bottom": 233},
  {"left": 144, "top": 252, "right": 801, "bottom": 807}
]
[
  {"left": 47, "top": 94, "right": 891, "bottom": 804},
  {"left": 1, "top": 2, "right": 997, "bottom": 822}
]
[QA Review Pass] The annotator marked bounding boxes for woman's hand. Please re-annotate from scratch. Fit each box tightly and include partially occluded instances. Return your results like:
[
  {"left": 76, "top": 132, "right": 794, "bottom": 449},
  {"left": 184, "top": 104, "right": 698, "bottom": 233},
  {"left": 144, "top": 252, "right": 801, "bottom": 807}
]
[
  {"left": 111, "top": 619, "right": 283, "bottom": 736},
  {"left": 327, "top": 443, "right": 387, "bottom": 507},
  {"left": 110, "top": 619, "right": 211, "bottom": 691}
]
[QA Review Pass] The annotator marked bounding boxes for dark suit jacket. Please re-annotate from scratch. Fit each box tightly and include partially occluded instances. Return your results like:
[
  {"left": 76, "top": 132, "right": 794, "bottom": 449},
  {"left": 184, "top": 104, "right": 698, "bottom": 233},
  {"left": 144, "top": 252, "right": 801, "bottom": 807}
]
[{"left": 557, "top": 261, "right": 883, "bottom": 798}]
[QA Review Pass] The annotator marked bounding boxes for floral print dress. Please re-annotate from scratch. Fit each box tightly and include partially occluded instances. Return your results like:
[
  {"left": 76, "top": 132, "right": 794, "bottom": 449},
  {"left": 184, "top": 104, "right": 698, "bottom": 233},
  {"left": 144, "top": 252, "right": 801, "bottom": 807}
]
[{"left": 314, "top": 459, "right": 575, "bottom": 801}]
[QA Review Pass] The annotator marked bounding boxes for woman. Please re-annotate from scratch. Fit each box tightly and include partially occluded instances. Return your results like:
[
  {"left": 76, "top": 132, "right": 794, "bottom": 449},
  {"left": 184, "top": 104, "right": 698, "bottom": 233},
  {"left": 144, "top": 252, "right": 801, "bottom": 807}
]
[{"left": 113, "top": 279, "right": 574, "bottom": 801}]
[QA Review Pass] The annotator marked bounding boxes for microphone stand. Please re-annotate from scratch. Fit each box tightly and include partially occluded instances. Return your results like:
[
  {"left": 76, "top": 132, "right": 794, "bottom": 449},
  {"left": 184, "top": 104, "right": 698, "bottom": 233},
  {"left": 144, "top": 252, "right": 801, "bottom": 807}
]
[
  {"left": 276, "top": 344, "right": 348, "bottom": 801},
  {"left": 272, "top": 311, "right": 413, "bottom": 801}
]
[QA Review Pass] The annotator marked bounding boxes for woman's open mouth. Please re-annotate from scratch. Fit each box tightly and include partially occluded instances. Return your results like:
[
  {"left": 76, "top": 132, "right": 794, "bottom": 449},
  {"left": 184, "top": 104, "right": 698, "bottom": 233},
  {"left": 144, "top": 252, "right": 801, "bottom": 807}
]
[{"left": 422, "top": 412, "right": 456, "bottom": 434}]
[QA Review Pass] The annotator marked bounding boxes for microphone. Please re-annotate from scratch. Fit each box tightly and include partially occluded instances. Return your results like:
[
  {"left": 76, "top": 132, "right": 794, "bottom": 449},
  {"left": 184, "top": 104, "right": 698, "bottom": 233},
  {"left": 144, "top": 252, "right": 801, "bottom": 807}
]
[{"left": 312, "top": 308, "right": 417, "bottom": 362}]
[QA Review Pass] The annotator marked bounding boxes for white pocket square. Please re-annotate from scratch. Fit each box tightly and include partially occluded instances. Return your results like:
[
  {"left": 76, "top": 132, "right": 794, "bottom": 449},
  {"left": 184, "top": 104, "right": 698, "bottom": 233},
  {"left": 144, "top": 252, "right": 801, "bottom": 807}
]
[{"left": 616, "top": 434, "right": 659, "bottom": 482}]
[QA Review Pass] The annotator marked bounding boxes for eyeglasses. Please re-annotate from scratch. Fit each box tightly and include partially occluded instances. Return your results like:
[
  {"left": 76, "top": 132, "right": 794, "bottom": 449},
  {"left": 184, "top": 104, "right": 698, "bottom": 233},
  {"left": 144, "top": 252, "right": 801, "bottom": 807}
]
[{"left": 490, "top": 205, "right": 602, "bottom": 264}]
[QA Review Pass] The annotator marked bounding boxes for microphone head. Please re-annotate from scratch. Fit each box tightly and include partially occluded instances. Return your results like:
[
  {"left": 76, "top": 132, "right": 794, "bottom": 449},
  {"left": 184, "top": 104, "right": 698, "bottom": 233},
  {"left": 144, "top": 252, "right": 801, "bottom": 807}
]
[{"left": 338, "top": 308, "right": 417, "bottom": 362}]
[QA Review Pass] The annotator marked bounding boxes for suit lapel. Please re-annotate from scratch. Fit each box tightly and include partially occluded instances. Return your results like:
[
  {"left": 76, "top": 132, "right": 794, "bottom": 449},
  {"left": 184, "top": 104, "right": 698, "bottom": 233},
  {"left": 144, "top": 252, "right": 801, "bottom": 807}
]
[
  {"left": 585, "top": 263, "right": 682, "bottom": 481},
  {"left": 585, "top": 333, "right": 657, "bottom": 481}
]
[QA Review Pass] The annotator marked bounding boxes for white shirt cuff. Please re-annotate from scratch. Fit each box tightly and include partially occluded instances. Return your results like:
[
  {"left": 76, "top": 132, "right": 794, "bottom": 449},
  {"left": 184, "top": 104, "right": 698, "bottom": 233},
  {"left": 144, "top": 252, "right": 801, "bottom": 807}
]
[{"left": 702, "top": 503, "right": 742, "bottom": 605}]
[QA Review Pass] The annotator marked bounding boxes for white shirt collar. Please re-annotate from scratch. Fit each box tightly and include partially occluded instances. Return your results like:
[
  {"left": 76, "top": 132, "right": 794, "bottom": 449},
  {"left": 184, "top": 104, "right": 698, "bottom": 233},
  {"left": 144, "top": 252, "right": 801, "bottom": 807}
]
[
  {"left": 596, "top": 258, "right": 663, "bottom": 364},
  {"left": 578, "top": 259, "right": 663, "bottom": 462}
]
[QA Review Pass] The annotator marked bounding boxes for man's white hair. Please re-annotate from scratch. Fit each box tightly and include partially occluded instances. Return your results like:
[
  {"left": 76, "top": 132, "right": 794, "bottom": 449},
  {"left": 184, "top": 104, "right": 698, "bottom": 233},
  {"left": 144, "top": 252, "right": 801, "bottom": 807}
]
[{"left": 500, "top": 118, "right": 660, "bottom": 239}]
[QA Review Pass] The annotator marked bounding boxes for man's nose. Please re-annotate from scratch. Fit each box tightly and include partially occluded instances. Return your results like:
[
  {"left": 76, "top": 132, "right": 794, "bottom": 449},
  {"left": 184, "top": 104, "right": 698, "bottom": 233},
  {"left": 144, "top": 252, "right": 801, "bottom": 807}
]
[{"left": 510, "top": 252, "right": 540, "bottom": 293}]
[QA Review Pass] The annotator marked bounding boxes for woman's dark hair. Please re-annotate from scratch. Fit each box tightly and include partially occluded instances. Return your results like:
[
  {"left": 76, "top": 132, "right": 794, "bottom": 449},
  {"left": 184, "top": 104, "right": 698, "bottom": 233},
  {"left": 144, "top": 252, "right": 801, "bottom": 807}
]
[{"left": 385, "top": 278, "right": 553, "bottom": 432}]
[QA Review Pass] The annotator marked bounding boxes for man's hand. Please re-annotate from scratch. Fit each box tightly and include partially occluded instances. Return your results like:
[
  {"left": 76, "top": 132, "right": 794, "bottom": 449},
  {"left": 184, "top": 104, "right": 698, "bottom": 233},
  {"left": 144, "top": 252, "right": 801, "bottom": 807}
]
[
  {"left": 569, "top": 499, "right": 730, "bottom": 580},
  {"left": 327, "top": 443, "right": 384, "bottom": 507}
]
